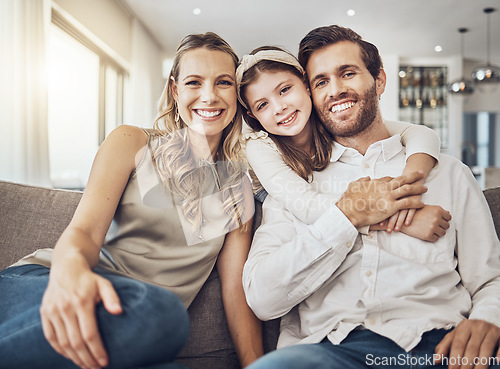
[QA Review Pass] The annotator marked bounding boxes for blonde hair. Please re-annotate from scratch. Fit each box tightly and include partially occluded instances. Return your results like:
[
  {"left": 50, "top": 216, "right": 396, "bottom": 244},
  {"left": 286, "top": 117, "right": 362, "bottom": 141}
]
[{"left": 151, "top": 32, "right": 248, "bottom": 234}]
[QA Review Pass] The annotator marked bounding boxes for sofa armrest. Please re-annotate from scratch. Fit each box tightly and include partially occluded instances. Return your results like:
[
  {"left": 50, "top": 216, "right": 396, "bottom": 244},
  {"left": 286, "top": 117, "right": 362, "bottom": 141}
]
[{"left": 483, "top": 186, "right": 500, "bottom": 239}]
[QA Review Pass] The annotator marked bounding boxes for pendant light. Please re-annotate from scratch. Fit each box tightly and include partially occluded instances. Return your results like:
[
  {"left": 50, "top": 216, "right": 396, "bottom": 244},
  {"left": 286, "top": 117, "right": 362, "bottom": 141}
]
[
  {"left": 448, "top": 28, "right": 475, "bottom": 95},
  {"left": 472, "top": 8, "right": 500, "bottom": 87}
]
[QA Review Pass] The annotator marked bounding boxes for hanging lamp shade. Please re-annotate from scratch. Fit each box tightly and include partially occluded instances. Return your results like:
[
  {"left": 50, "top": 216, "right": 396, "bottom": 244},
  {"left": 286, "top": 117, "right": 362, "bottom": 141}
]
[
  {"left": 472, "top": 65, "right": 500, "bottom": 83},
  {"left": 472, "top": 8, "right": 500, "bottom": 87},
  {"left": 448, "top": 80, "right": 475, "bottom": 94},
  {"left": 448, "top": 28, "right": 475, "bottom": 95}
]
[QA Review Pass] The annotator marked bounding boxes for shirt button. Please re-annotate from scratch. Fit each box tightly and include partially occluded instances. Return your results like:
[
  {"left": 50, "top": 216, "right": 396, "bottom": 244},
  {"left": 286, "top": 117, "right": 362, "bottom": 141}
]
[
  {"left": 369, "top": 318, "right": 376, "bottom": 325},
  {"left": 346, "top": 241, "right": 352, "bottom": 248},
  {"left": 366, "top": 234, "right": 373, "bottom": 239},
  {"left": 364, "top": 163, "right": 370, "bottom": 168},
  {"left": 365, "top": 270, "right": 372, "bottom": 277}
]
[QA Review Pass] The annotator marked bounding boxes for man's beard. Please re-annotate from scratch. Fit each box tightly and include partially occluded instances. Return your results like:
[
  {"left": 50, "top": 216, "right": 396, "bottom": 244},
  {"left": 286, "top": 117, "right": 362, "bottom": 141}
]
[{"left": 317, "top": 82, "right": 378, "bottom": 138}]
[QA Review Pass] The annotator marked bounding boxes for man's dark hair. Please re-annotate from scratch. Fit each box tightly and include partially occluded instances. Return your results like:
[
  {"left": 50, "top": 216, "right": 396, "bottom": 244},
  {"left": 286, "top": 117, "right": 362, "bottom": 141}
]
[{"left": 298, "top": 25, "right": 383, "bottom": 80}]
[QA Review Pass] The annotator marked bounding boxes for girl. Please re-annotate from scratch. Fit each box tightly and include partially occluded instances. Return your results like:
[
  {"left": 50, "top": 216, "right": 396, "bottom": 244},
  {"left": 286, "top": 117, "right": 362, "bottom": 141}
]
[
  {"left": 237, "top": 46, "right": 447, "bottom": 239},
  {"left": 0, "top": 33, "right": 263, "bottom": 369}
]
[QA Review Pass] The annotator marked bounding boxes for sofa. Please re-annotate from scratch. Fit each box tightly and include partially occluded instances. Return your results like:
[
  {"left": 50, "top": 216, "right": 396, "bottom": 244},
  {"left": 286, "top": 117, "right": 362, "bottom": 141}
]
[
  {"left": 2, "top": 180, "right": 500, "bottom": 368},
  {"left": 0, "top": 180, "right": 279, "bottom": 369}
]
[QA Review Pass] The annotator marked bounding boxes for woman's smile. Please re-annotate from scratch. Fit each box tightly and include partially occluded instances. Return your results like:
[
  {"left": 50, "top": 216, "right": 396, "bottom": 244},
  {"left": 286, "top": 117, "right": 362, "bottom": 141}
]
[{"left": 194, "top": 108, "right": 225, "bottom": 119}]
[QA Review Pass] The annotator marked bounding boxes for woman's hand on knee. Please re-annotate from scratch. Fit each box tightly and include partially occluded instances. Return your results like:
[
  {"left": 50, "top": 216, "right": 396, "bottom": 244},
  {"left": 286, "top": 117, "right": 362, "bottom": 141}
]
[{"left": 40, "top": 266, "right": 122, "bottom": 368}]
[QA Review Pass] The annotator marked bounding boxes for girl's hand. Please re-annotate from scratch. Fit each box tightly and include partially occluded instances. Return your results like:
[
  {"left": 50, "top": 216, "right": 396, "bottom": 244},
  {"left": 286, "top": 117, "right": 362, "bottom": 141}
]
[
  {"left": 40, "top": 265, "right": 122, "bottom": 369},
  {"left": 385, "top": 208, "right": 417, "bottom": 232}
]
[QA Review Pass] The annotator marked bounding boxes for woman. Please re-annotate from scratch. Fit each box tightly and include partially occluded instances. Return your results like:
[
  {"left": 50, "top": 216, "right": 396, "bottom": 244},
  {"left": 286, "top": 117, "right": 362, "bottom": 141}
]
[{"left": 0, "top": 32, "right": 263, "bottom": 369}]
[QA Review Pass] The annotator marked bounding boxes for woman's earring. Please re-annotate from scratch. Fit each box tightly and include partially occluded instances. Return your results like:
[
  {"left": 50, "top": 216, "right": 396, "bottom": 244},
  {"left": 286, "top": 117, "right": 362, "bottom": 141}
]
[{"left": 174, "top": 101, "right": 180, "bottom": 123}]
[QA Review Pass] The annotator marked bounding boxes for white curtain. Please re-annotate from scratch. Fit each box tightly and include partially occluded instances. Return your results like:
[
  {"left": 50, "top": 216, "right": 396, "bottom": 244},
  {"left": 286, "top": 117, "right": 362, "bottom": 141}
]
[{"left": 0, "top": 0, "right": 51, "bottom": 186}]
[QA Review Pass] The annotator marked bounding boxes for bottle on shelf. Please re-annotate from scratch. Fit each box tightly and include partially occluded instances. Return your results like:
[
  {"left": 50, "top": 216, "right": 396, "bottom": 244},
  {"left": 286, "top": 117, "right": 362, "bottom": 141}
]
[
  {"left": 429, "top": 89, "right": 438, "bottom": 109},
  {"left": 398, "top": 65, "right": 448, "bottom": 148}
]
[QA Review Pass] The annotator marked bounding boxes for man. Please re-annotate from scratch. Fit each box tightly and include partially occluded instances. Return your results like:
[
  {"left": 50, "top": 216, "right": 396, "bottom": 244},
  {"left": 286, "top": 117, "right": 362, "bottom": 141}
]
[{"left": 243, "top": 25, "right": 500, "bottom": 369}]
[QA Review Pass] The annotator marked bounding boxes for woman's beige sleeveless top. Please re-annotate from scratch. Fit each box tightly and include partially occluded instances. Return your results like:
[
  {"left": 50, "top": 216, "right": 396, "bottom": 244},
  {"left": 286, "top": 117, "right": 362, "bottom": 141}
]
[{"left": 16, "top": 129, "right": 250, "bottom": 308}]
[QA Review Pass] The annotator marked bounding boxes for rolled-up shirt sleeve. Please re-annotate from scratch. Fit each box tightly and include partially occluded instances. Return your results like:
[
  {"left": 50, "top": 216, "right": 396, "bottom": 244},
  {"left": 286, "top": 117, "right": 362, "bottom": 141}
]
[
  {"left": 385, "top": 120, "right": 440, "bottom": 163},
  {"left": 242, "top": 196, "right": 359, "bottom": 321}
]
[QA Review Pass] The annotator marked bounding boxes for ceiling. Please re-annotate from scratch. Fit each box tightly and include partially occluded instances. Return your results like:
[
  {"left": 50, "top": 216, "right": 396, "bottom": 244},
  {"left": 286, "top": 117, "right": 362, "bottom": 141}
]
[{"left": 121, "top": 0, "right": 500, "bottom": 65}]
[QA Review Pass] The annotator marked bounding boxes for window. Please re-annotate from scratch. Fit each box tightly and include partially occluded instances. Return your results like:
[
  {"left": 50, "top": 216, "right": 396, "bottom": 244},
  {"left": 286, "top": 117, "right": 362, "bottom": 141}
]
[
  {"left": 476, "top": 112, "right": 491, "bottom": 167},
  {"left": 48, "top": 24, "right": 99, "bottom": 189},
  {"left": 47, "top": 9, "right": 127, "bottom": 189},
  {"left": 462, "top": 112, "right": 496, "bottom": 167}
]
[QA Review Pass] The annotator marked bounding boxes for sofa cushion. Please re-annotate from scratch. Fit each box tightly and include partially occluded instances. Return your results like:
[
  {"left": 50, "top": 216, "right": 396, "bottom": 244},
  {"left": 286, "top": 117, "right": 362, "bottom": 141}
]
[
  {"left": 177, "top": 267, "right": 239, "bottom": 369},
  {"left": 0, "top": 180, "right": 82, "bottom": 270}
]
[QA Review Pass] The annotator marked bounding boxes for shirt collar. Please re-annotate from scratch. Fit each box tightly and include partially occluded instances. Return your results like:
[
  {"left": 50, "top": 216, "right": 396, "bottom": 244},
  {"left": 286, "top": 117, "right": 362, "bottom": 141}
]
[
  {"left": 330, "top": 142, "right": 347, "bottom": 162},
  {"left": 330, "top": 134, "right": 403, "bottom": 163}
]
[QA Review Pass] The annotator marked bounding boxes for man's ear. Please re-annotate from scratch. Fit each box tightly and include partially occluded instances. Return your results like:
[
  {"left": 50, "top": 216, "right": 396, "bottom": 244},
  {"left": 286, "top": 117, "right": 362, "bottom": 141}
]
[
  {"left": 376, "top": 68, "right": 387, "bottom": 96},
  {"left": 170, "top": 76, "right": 178, "bottom": 100}
]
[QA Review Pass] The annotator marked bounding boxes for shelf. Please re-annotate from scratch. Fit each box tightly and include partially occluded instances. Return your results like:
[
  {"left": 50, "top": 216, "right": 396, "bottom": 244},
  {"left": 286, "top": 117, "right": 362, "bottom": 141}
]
[{"left": 398, "top": 65, "right": 448, "bottom": 148}]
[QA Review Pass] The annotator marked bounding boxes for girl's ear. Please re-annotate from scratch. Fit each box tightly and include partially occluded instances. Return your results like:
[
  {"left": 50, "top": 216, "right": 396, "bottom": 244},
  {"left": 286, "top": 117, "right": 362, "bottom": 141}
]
[{"left": 170, "top": 76, "right": 178, "bottom": 100}]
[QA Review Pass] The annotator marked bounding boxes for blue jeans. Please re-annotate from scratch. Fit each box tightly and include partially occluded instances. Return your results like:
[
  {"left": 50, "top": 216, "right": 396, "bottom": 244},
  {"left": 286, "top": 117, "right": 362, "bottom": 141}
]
[
  {"left": 247, "top": 328, "right": 500, "bottom": 369},
  {"left": 0, "top": 264, "right": 190, "bottom": 369}
]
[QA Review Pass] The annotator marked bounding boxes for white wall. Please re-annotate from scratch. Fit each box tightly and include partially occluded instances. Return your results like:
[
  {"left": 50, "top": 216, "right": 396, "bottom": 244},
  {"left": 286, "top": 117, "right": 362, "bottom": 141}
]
[
  {"left": 379, "top": 53, "right": 399, "bottom": 121},
  {"left": 54, "top": 0, "right": 131, "bottom": 61},
  {"left": 463, "top": 59, "right": 500, "bottom": 113},
  {"left": 443, "top": 55, "right": 464, "bottom": 159},
  {"left": 124, "top": 19, "right": 164, "bottom": 127}
]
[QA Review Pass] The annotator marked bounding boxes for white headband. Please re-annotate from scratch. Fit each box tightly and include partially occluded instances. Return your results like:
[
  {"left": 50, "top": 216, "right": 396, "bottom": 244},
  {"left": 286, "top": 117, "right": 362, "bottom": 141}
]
[{"left": 236, "top": 50, "right": 304, "bottom": 109}]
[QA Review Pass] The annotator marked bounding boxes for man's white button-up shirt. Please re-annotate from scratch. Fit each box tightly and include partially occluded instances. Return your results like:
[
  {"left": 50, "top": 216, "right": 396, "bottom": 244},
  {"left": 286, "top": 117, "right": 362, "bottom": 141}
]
[{"left": 243, "top": 134, "right": 500, "bottom": 351}]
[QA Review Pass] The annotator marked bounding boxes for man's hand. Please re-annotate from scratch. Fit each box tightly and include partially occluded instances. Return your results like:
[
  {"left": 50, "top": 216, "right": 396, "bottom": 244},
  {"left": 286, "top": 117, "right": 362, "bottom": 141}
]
[
  {"left": 398, "top": 205, "right": 451, "bottom": 242},
  {"left": 434, "top": 319, "right": 500, "bottom": 369},
  {"left": 336, "top": 171, "right": 427, "bottom": 228}
]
